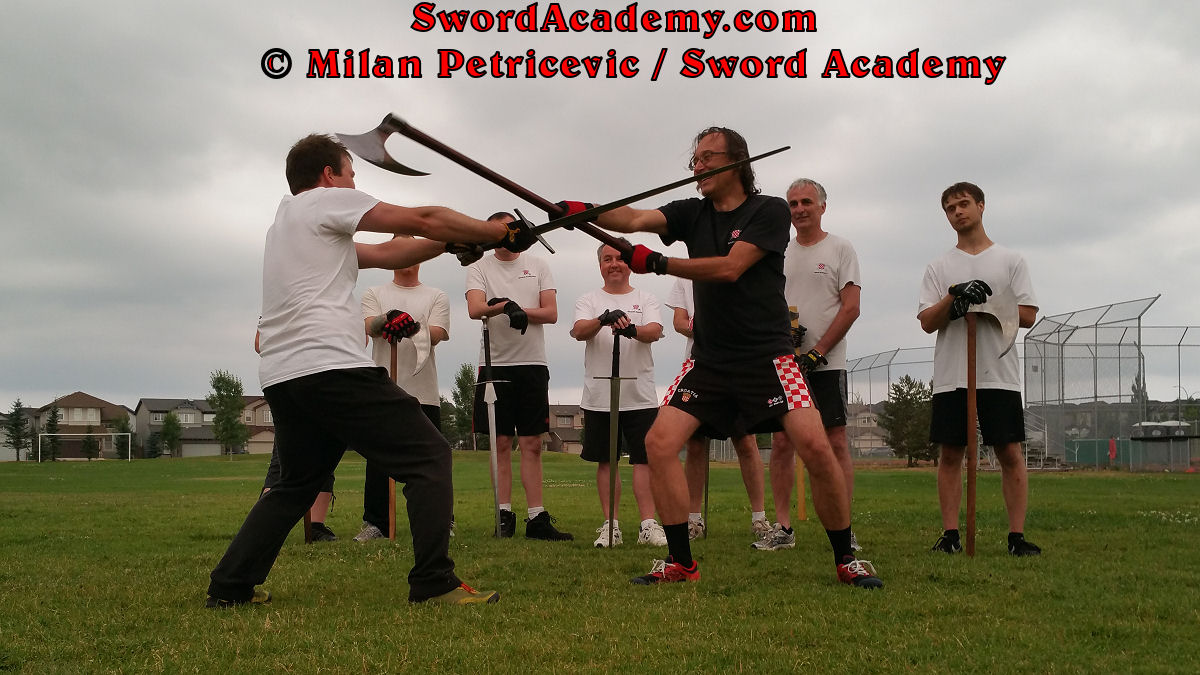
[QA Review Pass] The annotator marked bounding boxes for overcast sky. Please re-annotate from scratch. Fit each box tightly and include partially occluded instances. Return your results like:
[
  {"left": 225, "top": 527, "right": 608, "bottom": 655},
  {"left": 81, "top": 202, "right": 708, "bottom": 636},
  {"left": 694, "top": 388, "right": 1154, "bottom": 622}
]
[{"left": 3, "top": 0, "right": 1199, "bottom": 413}]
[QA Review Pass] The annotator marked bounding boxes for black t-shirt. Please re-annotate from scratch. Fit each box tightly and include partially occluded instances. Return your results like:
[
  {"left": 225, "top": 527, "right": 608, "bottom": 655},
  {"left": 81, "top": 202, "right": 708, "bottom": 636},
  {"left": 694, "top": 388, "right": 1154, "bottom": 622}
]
[{"left": 658, "top": 194, "right": 792, "bottom": 364}]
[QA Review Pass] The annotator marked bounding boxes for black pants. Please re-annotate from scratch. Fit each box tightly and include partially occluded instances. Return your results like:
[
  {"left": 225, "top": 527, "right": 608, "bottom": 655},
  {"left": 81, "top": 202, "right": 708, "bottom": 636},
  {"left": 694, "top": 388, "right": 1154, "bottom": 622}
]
[
  {"left": 208, "top": 367, "right": 459, "bottom": 602},
  {"left": 363, "top": 404, "right": 441, "bottom": 530}
]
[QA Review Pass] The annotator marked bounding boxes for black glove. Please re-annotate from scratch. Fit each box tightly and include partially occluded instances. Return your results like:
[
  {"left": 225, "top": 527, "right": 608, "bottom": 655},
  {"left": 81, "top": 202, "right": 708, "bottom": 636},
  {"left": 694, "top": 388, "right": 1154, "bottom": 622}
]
[
  {"left": 381, "top": 310, "right": 420, "bottom": 344},
  {"left": 488, "top": 297, "right": 528, "bottom": 334},
  {"left": 553, "top": 201, "right": 595, "bottom": 230},
  {"left": 790, "top": 324, "right": 807, "bottom": 349},
  {"left": 948, "top": 280, "right": 992, "bottom": 305},
  {"left": 797, "top": 348, "right": 827, "bottom": 375},
  {"left": 948, "top": 296, "right": 972, "bottom": 321},
  {"left": 498, "top": 213, "right": 538, "bottom": 253},
  {"left": 445, "top": 242, "right": 484, "bottom": 266},
  {"left": 623, "top": 244, "right": 668, "bottom": 275},
  {"left": 613, "top": 323, "right": 638, "bottom": 339},
  {"left": 597, "top": 309, "right": 628, "bottom": 326}
]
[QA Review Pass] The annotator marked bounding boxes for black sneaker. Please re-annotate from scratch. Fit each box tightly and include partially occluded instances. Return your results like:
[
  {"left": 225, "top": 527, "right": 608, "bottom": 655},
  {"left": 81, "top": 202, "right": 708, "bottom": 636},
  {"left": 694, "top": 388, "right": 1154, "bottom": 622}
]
[
  {"left": 525, "top": 511, "right": 574, "bottom": 541},
  {"left": 205, "top": 588, "right": 271, "bottom": 609},
  {"left": 930, "top": 533, "right": 962, "bottom": 554},
  {"left": 496, "top": 510, "right": 516, "bottom": 538},
  {"left": 310, "top": 522, "right": 337, "bottom": 542},
  {"left": 1008, "top": 533, "right": 1042, "bottom": 557}
]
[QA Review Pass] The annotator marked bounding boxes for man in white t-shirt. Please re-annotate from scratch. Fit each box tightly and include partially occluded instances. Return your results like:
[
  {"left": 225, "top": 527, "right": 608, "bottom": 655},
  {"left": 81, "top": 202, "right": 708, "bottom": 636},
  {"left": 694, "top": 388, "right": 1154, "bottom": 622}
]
[
  {"left": 206, "top": 133, "right": 526, "bottom": 608},
  {"left": 466, "top": 212, "right": 573, "bottom": 541},
  {"left": 664, "top": 278, "right": 770, "bottom": 542},
  {"left": 571, "top": 242, "right": 667, "bottom": 548},
  {"left": 760, "top": 179, "right": 863, "bottom": 552},
  {"left": 356, "top": 256, "right": 451, "bottom": 542},
  {"left": 918, "top": 181, "right": 1040, "bottom": 557}
]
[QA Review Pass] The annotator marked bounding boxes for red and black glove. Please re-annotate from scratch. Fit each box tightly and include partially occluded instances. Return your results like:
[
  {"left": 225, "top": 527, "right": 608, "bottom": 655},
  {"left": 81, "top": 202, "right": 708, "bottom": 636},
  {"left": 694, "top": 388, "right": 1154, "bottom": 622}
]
[
  {"left": 553, "top": 201, "right": 595, "bottom": 230},
  {"left": 622, "top": 244, "right": 668, "bottom": 275},
  {"left": 381, "top": 310, "right": 420, "bottom": 344},
  {"left": 445, "top": 242, "right": 485, "bottom": 266},
  {"left": 597, "top": 309, "right": 628, "bottom": 326},
  {"left": 797, "top": 348, "right": 827, "bottom": 375},
  {"left": 488, "top": 297, "right": 528, "bottom": 334}
]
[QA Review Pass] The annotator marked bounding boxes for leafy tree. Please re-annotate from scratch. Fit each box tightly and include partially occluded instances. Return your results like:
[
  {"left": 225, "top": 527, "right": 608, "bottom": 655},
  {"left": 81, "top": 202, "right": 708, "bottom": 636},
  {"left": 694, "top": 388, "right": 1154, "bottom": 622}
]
[
  {"left": 439, "top": 395, "right": 465, "bottom": 449},
  {"left": 161, "top": 412, "right": 183, "bottom": 458},
  {"left": 4, "top": 398, "right": 30, "bottom": 462},
  {"left": 42, "top": 402, "right": 62, "bottom": 462},
  {"left": 451, "top": 362, "right": 484, "bottom": 450},
  {"left": 110, "top": 415, "right": 136, "bottom": 460},
  {"left": 81, "top": 425, "right": 100, "bottom": 461},
  {"left": 207, "top": 370, "right": 250, "bottom": 456},
  {"left": 145, "top": 432, "right": 163, "bottom": 459},
  {"left": 876, "top": 376, "right": 937, "bottom": 467}
]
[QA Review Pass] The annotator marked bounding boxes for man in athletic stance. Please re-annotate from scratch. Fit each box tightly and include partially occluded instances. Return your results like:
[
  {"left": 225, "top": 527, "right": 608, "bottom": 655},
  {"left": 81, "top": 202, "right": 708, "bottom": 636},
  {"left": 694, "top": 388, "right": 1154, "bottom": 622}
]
[
  {"left": 356, "top": 255, "right": 452, "bottom": 542},
  {"left": 565, "top": 127, "right": 881, "bottom": 587},
  {"left": 207, "top": 133, "right": 522, "bottom": 607},
  {"left": 466, "top": 212, "right": 573, "bottom": 541},
  {"left": 759, "top": 178, "right": 862, "bottom": 552},
  {"left": 571, "top": 242, "right": 667, "bottom": 548},
  {"left": 918, "top": 181, "right": 1040, "bottom": 557},
  {"left": 664, "top": 277, "right": 771, "bottom": 541}
]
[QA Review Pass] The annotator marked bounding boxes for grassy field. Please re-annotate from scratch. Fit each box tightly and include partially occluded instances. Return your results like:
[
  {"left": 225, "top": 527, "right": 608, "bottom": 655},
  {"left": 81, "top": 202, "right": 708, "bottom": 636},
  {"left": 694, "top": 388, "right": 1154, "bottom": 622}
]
[{"left": 0, "top": 453, "right": 1197, "bottom": 674}]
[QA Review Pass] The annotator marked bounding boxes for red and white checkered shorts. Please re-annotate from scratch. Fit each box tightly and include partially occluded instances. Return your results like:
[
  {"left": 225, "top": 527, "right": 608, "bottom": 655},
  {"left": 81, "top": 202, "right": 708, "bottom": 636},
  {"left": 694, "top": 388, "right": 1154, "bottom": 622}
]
[{"left": 661, "top": 354, "right": 812, "bottom": 438}]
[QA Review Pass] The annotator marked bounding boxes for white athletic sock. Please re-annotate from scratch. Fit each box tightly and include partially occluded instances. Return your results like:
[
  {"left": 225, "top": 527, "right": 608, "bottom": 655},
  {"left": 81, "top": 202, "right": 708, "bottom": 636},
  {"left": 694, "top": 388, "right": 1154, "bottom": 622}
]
[
  {"left": 528, "top": 506, "right": 545, "bottom": 519},
  {"left": 689, "top": 512, "right": 703, "bottom": 523},
  {"left": 640, "top": 518, "right": 657, "bottom": 530},
  {"left": 751, "top": 511, "right": 767, "bottom": 523},
  {"left": 499, "top": 503, "right": 512, "bottom": 512}
]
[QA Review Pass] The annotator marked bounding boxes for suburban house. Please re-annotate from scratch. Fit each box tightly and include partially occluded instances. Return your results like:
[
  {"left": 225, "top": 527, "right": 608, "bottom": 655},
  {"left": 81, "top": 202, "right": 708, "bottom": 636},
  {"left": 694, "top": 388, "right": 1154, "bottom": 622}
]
[
  {"left": 30, "top": 392, "right": 133, "bottom": 460},
  {"left": 133, "top": 396, "right": 276, "bottom": 458},
  {"left": 845, "top": 402, "right": 891, "bottom": 457},
  {"left": 546, "top": 404, "right": 584, "bottom": 455}
]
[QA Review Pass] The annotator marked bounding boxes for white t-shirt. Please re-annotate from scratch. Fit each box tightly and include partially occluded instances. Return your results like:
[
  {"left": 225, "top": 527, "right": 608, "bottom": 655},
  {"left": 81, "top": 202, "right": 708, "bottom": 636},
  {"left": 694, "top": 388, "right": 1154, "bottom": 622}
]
[
  {"left": 465, "top": 253, "right": 555, "bottom": 366},
  {"left": 664, "top": 278, "right": 695, "bottom": 359},
  {"left": 574, "top": 288, "right": 663, "bottom": 411},
  {"left": 919, "top": 244, "right": 1037, "bottom": 393},
  {"left": 258, "top": 188, "right": 380, "bottom": 389},
  {"left": 783, "top": 233, "right": 861, "bottom": 371},
  {"left": 361, "top": 282, "right": 450, "bottom": 406}
]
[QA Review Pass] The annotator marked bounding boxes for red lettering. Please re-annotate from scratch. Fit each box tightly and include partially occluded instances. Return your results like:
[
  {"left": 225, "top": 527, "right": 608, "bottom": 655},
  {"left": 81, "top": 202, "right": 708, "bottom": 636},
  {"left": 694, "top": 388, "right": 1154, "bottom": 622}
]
[
  {"left": 822, "top": 49, "right": 849, "bottom": 78},
  {"left": 410, "top": 2, "right": 435, "bottom": 32},
  {"left": 307, "top": 49, "right": 340, "bottom": 77},
  {"left": 437, "top": 49, "right": 463, "bottom": 78},
  {"left": 923, "top": 56, "right": 943, "bottom": 78},
  {"left": 541, "top": 4, "right": 567, "bottom": 31}
]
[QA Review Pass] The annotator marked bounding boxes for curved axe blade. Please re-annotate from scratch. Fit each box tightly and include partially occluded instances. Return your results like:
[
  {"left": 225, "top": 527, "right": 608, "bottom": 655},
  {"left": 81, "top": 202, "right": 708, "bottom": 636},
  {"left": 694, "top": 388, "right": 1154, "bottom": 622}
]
[
  {"left": 970, "top": 286, "right": 1020, "bottom": 358},
  {"left": 335, "top": 116, "right": 429, "bottom": 176}
]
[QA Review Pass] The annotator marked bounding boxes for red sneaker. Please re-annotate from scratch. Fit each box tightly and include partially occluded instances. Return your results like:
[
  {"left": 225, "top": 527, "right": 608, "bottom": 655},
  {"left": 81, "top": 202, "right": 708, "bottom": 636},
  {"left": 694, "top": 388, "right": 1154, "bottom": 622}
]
[
  {"left": 837, "top": 555, "right": 883, "bottom": 589},
  {"left": 630, "top": 557, "right": 700, "bottom": 585}
]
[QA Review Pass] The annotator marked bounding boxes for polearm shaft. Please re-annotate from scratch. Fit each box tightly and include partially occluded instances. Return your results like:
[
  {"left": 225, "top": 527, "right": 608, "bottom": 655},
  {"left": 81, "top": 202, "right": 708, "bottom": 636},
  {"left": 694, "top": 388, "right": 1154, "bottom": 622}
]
[
  {"left": 482, "top": 319, "right": 503, "bottom": 538},
  {"left": 966, "top": 313, "right": 978, "bottom": 558},
  {"left": 607, "top": 334, "right": 622, "bottom": 548}
]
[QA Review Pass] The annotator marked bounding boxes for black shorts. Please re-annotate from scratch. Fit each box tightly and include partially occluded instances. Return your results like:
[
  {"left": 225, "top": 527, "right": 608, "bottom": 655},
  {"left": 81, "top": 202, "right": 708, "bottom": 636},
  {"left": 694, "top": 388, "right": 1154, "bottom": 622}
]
[
  {"left": 930, "top": 388, "right": 1025, "bottom": 447},
  {"left": 581, "top": 408, "right": 658, "bottom": 464},
  {"left": 807, "top": 369, "right": 848, "bottom": 429},
  {"left": 662, "top": 355, "right": 813, "bottom": 439},
  {"left": 472, "top": 365, "right": 550, "bottom": 437}
]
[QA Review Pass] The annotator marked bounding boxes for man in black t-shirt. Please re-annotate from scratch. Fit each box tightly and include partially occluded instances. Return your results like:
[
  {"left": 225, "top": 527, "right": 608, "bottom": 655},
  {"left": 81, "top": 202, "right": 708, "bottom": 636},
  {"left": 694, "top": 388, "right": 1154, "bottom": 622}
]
[{"left": 562, "top": 127, "right": 882, "bottom": 589}]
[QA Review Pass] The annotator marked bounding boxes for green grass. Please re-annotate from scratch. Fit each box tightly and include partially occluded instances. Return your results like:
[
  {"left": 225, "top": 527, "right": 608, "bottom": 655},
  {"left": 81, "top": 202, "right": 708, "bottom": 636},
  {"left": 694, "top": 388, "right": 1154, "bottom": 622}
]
[{"left": 0, "top": 454, "right": 1197, "bottom": 674}]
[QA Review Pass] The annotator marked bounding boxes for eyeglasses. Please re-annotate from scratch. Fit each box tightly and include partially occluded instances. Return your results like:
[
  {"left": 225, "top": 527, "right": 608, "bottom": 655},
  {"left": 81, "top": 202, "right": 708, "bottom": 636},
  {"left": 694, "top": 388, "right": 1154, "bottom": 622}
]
[{"left": 688, "top": 151, "right": 730, "bottom": 170}]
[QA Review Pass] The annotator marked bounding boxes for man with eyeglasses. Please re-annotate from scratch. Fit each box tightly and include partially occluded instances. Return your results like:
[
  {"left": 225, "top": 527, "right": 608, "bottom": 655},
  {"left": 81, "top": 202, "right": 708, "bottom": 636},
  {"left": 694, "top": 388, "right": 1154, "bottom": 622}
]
[{"left": 559, "top": 127, "right": 882, "bottom": 589}]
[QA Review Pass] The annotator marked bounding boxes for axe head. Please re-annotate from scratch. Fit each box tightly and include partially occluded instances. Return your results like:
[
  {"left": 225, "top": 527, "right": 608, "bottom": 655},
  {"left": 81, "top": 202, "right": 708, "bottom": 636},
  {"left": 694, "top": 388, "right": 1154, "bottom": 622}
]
[
  {"left": 336, "top": 114, "right": 429, "bottom": 177},
  {"left": 970, "top": 286, "right": 1020, "bottom": 358}
]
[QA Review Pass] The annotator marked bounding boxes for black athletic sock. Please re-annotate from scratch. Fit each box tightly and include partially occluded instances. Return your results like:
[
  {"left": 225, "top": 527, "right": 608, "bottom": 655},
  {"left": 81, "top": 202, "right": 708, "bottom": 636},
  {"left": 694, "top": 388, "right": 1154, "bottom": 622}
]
[
  {"left": 944, "top": 528, "right": 961, "bottom": 541},
  {"left": 663, "top": 523, "right": 693, "bottom": 568},
  {"left": 827, "top": 526, "right": 853, "bottom": 564},
  {"left": 1008, "top": 532, "right": 1024, "bottom": 545}
]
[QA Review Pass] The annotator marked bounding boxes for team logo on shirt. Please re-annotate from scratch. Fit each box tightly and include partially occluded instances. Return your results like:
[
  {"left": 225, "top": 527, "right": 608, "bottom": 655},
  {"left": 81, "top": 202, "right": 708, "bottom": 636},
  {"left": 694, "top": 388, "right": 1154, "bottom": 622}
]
[
  {"left": 633, "top": 304, "right": 640, "bottom": 311},
  {"left": 813, "top": 262, "right": 829, "bottom": 275},
  {"left": 678, "top": 389, "right": 698, "bottom": 402},
  {"left": 767, "top": 394, "right": 786, "bottom": 407}
]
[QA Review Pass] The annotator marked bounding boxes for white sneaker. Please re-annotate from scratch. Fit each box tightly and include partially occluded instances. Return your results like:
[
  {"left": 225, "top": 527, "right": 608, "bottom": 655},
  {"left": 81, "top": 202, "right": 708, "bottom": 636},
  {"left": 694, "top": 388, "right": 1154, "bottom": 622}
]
[
  {"left": 593, "top": 520, "right": 623, "bottom": 548},
  {"left": 637, "top": 520, "right": 668, "bottom": 546},
  {"left": 687, "top": 517, "right": 706, "bottom": 540},
  {"left": 751, "top": 523, "right": 796, "bottom": 551},
  {"left": 353, "top": 522, "right": 385, "bottom": 542},
  {"left": 751, "top": 518, "right": 773, "bottom": 541}
]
